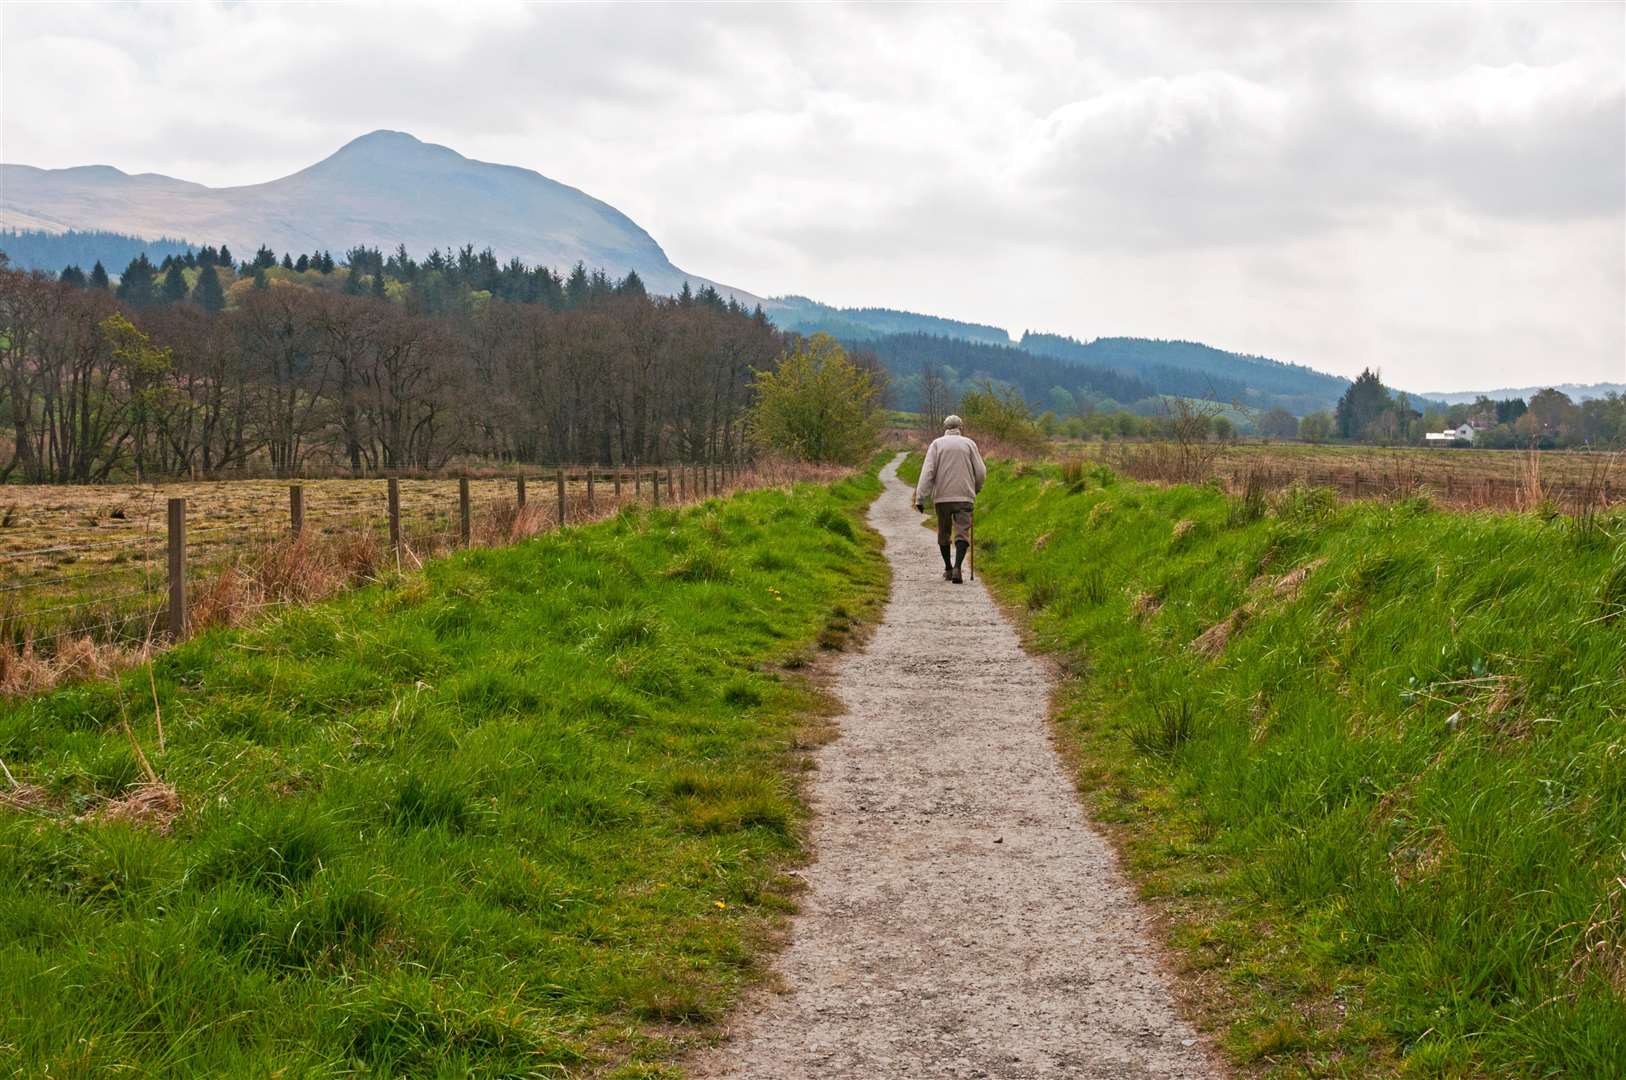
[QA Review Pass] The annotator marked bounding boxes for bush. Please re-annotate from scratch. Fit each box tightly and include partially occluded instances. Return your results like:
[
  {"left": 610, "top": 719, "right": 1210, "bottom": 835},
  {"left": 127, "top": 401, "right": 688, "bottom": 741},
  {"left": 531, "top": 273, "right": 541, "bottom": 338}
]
[{"left": 747, "top": 333, "right": 884, "bottom": 464}]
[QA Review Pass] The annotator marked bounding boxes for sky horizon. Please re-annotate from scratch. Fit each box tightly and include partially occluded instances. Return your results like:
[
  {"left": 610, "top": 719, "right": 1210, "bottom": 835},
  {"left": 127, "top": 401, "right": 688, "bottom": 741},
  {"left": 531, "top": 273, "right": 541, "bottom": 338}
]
[{"left": 2, "top": 1, "right": 1622, "bottom": 391}]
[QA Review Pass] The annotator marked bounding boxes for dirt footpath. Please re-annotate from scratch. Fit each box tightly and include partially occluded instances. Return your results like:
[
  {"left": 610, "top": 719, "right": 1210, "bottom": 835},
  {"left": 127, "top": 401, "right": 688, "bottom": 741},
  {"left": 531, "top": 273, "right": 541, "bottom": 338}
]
[{"left": 691, "top": 455, "right": 1215, "bottom": 1079}]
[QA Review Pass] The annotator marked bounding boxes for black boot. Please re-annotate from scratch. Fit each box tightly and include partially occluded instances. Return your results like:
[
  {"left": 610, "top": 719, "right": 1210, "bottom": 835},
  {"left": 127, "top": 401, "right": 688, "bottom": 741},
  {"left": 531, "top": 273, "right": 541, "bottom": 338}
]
[
  {"left": 940, "top": 544, "right": 953, "bottom": 580},
  {"left": 952, "top": 540, "right": 968, "bottom": 583}
]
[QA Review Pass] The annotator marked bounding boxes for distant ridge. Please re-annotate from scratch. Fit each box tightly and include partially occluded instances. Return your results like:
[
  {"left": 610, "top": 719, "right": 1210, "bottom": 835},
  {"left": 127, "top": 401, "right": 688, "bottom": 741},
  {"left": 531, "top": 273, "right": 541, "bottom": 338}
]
[
  {"left": 1420, "top": 382, "right": 1625, "bottom": 404},
  {"left": 0, "top": 130, "right": 762, "bottom": 304}
]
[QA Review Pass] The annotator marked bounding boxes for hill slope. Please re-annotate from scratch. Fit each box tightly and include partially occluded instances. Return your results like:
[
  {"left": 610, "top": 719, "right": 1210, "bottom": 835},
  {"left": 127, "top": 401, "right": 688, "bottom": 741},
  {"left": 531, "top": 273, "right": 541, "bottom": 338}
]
[
  {"left": 1421, "top": 382, "right": 1625, "bottom": 404},
  {"left": 0, "top": 130, "right": 760, "bottom": 303},
  {"left": 1021, "top": 332, "right": 1352, "bottom": 414}
]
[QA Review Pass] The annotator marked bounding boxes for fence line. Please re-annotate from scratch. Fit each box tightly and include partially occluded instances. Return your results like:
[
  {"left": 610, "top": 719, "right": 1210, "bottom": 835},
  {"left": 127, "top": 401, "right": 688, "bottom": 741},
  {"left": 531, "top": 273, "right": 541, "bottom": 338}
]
[{"left": 1, "top": 460, "right": 826, "bottom": 684}]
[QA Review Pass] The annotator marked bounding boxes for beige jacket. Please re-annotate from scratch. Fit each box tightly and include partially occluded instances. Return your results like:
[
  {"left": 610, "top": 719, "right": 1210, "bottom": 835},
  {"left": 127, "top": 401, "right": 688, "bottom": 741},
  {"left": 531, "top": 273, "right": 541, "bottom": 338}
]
[{"left": 914, "top": 432, "right": 987, "bottom": 507}]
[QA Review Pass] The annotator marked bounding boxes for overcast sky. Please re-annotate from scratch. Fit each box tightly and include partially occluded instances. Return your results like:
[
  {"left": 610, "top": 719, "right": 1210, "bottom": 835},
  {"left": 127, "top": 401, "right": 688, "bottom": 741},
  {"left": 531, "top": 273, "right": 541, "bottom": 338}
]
[{"left": 3, "top": 1, "right": 1622, "bottom": 390}]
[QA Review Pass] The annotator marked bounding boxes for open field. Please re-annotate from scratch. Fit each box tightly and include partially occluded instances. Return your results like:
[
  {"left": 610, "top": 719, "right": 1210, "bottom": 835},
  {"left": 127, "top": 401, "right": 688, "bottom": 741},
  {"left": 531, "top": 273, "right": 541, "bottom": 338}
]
[
  {"left": 1076, "top": 441, "right": 1623, "bottom": 511},
  {"left": 0, "top": 466, "right": 766, "bottom": 666},
  {"left": 0, "top": 466, "right": 889, "bottom": 1076},
  {"left": 908, "top": 451, "right": 1626, "bottom": 1075}
]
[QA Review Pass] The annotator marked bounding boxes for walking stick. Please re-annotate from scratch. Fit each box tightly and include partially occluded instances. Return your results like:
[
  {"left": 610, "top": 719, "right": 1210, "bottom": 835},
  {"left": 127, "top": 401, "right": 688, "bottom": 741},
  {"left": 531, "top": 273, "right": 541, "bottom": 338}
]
[{"left": 969, "top": 519, "right": 975, "bottom": 582}]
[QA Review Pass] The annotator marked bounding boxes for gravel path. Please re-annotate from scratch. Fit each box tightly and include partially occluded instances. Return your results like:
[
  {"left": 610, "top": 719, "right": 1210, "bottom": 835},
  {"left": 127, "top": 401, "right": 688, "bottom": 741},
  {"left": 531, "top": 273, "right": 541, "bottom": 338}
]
[{"left": 691, "top": 456, "right": 1216, "bottom": 1079}]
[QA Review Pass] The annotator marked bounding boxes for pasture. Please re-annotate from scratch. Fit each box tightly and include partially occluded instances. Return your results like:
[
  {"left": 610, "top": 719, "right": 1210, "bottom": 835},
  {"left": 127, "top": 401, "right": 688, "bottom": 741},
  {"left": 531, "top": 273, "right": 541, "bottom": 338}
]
[
  {"left": 1073, "top": 441, "right": 1622, "bottom": 510},
  {"left": 0, "top": 467, "right": 760, "bottom": 673}
]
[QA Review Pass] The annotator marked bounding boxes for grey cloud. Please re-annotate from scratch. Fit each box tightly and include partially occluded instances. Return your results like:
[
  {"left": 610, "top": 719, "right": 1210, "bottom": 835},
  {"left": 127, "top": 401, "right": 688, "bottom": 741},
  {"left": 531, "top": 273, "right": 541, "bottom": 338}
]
[{"left": 1, "top": 1, "right": 1620, "bottom": 386}]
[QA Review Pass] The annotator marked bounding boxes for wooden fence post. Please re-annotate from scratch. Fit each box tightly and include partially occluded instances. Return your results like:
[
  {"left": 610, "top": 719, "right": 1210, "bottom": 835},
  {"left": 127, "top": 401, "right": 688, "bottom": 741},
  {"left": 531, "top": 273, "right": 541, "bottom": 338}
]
[
  {"left": 516, "top": 475, "right": 527, "bottom": 509},
  {"left": 167, "top": 497, "right": 186, "bottom": 641},
  {"left": 679, "top": 468, "right": 687, "bottom": 501},
  {"left": 667, "top": 469, "right": 674, "bottom": 500},
  {"left": 387, "top": 478, "right": 402, "bottom": 567},
  {"left": 458, "top": 477, "right": 471, "bottom": 547},
  {"left": 614, "top": 469, "right": 623, "bottom": 499},
  {"left": 289, "top": 484, "right": 304, "bottom": 537},
  {"left": 587, "top": 469, "right": 596, "bottom": 511},
  {"left": 652, "top": 469, "right": 661, "bottom": 508},
  {"left": 556, "top": 469, "right": 567, "bottom": 527},
  {"left": 635, "top": 467, "right": 642, "bottom": 497}
]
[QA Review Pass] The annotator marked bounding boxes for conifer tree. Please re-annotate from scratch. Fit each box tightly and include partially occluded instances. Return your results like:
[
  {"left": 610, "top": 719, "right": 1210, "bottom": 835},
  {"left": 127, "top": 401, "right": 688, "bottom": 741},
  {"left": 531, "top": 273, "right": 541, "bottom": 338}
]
[
  {"left": 194, "top": 263, "right": 226, "bottom": 312},
  {"left": 294, "top": 254, "right": 309, "bottom": 273},
  {"left": 281, "top": 253, "right": 294, "bottom": 270},
  {"left": 343, "top": 264, "right": 365, "bottom": 295},
  {"left": 89, "top": 261, "right": 110, "bottom": 289},
  {"left": 161, "top": 262, "right": 189, "bottom": 304},
  {"left": 1334, "top": 368, "right": 1393, "bottom": 441},
  {"left": 371, "top": 268, "right": 386, "bottom": 299},
  {"left": 218, "top": 244, "right": 233, "bottom": 267},
  {"left": 252, "top": 267, "right": 268, "bottom": 289},
  {"left": 116, "top": 254, "right": 158, "bottom": 308},
  {"left": 319, "top": 250, "right": 335, "bottom": 274},
  {"left": 565, "top": 263, "right": 591, "bottom": 307},
  {"left": 59, "top": 265, "right": 88, "bottom": 287}
]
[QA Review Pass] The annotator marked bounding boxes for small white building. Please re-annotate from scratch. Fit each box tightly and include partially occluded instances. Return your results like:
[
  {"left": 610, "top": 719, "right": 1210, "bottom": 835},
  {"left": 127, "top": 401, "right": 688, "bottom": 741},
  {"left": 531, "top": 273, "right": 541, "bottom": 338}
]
[{"left": 1425, "top": 422, "right": 1478, "bottom": 445}]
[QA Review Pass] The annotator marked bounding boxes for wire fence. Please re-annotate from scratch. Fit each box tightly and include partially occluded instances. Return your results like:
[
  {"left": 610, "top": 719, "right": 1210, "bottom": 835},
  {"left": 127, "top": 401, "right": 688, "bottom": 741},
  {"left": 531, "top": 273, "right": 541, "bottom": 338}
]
[{"left": 1, "top": 461, "right": 806, "bottom": 691}]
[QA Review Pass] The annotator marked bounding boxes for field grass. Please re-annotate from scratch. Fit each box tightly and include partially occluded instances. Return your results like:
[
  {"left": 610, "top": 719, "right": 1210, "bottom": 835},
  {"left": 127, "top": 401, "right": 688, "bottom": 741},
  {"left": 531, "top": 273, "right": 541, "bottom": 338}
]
[
  {"left": 0, "top": 468, "right": 888, "bottom": 1077},
  {"left": 904, "top": 452, "right": 1626, "bottom": 1075},
  {"left": 0, "top": 467, "right": 774, "bottom": 667},
  {"left": 1068, "top": 441, "right": 1622, "bottom": 511}
]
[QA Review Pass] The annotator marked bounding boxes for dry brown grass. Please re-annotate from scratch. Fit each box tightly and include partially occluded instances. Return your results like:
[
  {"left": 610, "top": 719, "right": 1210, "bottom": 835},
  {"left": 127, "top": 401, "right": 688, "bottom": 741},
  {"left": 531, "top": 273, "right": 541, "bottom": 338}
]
[
  {"left": 80, "top": 782, "right": 183, "bottom": 833},
  {"left": 1191, "top": 608, "right": 1247, "bottom": 657},
  {"left": 1272, "top": 558, "right": 1327, "bottom": 600},
  {"left": 1055, "top": 441, "right": 1623, "bottom": 512},
  {"left": 1571, "top": 874, "right": 1626, "bottom": 996}
]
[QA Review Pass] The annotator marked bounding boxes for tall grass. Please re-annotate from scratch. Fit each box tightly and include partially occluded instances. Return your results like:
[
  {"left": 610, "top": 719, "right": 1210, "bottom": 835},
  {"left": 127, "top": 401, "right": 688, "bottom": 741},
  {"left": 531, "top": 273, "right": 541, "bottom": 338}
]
[
  {"left": 0, "top": 470, "right": 889, "bottom": 1076},
  {"left": 965, "top": 456, "right": 1626, "bottom": 1076}
]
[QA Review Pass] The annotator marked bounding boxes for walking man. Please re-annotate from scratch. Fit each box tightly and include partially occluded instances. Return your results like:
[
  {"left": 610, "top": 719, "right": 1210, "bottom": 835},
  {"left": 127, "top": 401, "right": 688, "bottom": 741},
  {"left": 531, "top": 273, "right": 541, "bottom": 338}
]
[{"left": 913, "top": 415, "right": 987, "bottom": 584}]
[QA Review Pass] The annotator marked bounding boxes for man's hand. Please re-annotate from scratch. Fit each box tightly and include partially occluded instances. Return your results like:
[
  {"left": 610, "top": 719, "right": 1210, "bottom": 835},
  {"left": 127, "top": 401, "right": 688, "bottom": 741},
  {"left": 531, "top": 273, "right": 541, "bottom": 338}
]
[{"left": 914, "top": 502, "right": 924, "bottom": 514}]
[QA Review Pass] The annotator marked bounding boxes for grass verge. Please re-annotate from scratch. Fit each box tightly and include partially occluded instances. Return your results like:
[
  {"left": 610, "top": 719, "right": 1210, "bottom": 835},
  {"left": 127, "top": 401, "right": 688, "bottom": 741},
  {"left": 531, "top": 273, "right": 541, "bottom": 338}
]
[
  {"left": 0, "top": 469, "right": 888, "bottom": 1078},
  {"left": 928, "top": 453, "right": 1626, "bottom": 1076}
]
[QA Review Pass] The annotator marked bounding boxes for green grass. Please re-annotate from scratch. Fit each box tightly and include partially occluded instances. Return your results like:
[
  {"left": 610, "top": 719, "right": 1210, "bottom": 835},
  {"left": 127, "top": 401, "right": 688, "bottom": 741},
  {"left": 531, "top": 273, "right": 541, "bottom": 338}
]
[
  {"left": 933, "top": 453, "right": 1626, "bottom": 1076},
  {"left": 0, "top": 471, "right": 888, "bottom": 1077}
]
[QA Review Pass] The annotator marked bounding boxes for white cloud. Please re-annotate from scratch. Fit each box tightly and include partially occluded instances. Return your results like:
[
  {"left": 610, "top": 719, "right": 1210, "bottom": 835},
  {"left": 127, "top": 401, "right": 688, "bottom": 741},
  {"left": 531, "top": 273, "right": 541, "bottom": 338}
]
[{"left": 1, "top": 0, "right": 1621, "bottom": 388}]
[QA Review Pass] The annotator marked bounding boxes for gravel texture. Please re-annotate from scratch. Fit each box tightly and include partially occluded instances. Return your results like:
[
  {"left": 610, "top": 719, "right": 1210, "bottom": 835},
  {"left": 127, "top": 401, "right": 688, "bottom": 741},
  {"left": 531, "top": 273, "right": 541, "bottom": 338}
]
[{"left": 691, "top": 456, "right": 1217, "bottom": 1079}]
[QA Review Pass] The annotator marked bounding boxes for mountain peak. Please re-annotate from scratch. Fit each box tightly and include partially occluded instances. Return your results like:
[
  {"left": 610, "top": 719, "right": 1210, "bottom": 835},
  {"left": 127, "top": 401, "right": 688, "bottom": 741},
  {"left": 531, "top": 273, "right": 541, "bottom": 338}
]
[
  {"left": 1, "top": 130, "right": 763, "bottom": 305},
  {"left": 337, "top": 129, "right": 428, "bottom": 152}
]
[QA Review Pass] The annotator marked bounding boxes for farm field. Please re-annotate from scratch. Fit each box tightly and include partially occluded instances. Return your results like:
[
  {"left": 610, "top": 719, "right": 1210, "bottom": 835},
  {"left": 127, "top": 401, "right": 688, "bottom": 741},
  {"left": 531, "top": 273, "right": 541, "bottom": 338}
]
[
  {"left": 0, "top": 465, "right": 889, "bottom": 1076},
  {"left": 908, "top": 452, "right": 1626, "bottom": 1075},
  {"left": 1071, "top": 441, "right": 1622, "bottom": 509},
  {"left": 0, "top": 466, "right": 755, "bottom": 662}
]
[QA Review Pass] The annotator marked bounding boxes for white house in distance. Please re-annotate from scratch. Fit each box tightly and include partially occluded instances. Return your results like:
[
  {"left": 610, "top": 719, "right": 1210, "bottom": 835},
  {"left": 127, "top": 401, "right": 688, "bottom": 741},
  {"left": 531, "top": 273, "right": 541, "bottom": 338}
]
[{"left": 1425, "top": 420, "right": 1482, "bottom": 445}]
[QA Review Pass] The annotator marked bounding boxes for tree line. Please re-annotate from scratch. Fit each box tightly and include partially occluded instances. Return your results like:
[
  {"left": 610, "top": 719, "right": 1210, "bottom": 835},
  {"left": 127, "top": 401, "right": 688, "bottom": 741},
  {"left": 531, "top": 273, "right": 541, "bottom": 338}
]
[
  {"left": 1327, "top": 368, "right": 1624, "bottom": 449},
  {"left": 0, "top": 244, "right": 789, "bottom": 483}
]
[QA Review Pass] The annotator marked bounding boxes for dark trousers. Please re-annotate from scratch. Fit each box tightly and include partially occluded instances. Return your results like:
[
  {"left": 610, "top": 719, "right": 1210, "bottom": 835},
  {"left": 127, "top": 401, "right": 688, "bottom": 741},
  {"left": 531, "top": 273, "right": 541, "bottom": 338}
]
[{"left": 935, "top": 502, "right": 973, "bottom": 545}]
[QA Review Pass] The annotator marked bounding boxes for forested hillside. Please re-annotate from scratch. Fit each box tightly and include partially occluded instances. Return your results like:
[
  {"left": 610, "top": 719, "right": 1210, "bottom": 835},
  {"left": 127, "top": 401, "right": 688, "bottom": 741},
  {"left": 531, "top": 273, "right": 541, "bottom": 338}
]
[
  {"left": 859, "top": 332, "right": 1158, "bottom": 415},
  {"left": 1021, "top": 332, "right": 1352, "bottom": 414},
  {"left": 771, "top": 297, "right": 1013, "bottom": 346},
  {"left": 0, "top": 229, "right": 197, "bottom": 274},
  {"left": 774, "top": 299, "right": 1360, "bottom": 415}
]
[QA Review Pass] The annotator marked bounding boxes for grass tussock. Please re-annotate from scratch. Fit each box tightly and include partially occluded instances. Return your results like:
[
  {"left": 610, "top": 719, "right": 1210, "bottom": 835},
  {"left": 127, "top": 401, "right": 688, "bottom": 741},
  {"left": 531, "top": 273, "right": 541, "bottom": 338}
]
[
  {"left": 0, "top": 465, "right": 889, "bottom": 1076},
  {"left": 963, "top": 454, "right": 1626, "bottom": 1077}
]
